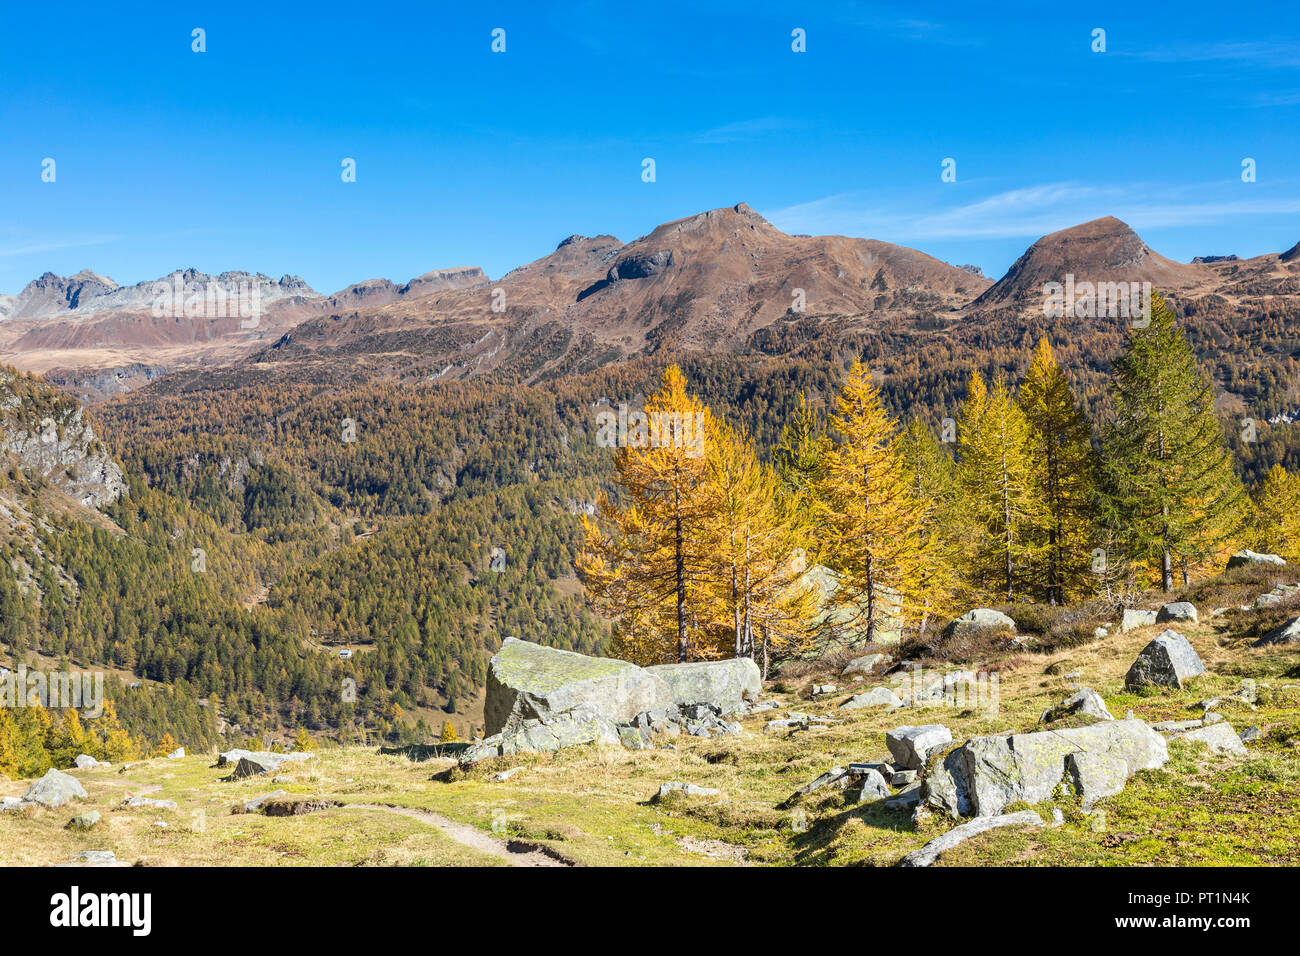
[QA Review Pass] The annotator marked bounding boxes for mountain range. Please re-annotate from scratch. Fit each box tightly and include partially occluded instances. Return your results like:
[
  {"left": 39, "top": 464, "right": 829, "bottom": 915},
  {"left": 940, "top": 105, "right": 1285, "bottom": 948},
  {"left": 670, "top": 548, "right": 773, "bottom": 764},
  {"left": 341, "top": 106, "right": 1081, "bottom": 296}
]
[{"left": 2, "top": 204, "right": 1297, "bottom": 402}]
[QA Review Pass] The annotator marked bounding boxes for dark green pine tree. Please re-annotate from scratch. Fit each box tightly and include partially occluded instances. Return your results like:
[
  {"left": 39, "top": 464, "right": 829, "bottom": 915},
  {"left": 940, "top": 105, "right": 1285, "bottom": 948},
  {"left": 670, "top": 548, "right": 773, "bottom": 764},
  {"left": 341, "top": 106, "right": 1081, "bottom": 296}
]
[{"left": 1101, "top": 293, "right": 1248, "bottom": 591}]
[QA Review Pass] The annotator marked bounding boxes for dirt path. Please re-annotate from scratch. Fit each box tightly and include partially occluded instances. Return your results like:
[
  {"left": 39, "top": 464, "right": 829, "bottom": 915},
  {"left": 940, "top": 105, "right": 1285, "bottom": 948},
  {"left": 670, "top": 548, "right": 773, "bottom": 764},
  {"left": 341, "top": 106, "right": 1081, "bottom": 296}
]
[{"left": 342, "top": 803, "right": 572, "bottom": 867}]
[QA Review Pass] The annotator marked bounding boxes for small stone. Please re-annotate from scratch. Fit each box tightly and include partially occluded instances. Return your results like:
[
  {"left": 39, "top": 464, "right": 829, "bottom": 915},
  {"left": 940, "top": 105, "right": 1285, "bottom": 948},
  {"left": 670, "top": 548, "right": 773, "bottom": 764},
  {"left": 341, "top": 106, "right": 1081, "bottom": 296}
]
[
  {"left": 1240, "top": 726, "right": 1261, "bottom": 743},
  {"left": 856, "top": 768, "right": 892, "bottom": 803},
  {"left": 653, "top": 781, "right": 720, "bottom": 802},
  {"left": 65, "top": 811, "right": 101, "bottom": 830},
  {"left": 166, "top": 747, "right": 185, "bottom": 759}
]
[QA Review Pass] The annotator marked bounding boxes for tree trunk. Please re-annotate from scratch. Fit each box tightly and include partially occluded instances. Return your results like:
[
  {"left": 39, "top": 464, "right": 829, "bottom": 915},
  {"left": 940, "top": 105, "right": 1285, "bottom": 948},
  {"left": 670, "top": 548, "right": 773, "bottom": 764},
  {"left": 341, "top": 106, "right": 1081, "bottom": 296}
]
[{"left": 674, "top": 487, "right": 688, "bottom": 662}]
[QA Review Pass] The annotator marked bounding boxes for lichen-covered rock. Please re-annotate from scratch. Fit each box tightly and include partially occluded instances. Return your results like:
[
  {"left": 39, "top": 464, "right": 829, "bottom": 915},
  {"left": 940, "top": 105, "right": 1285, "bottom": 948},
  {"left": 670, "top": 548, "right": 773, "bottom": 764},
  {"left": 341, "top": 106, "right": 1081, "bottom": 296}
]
[
  {"left": 1121, "top": 609, "right": 1158, "bottom": 632},
  {"left": 461, "top": 707, "right": 621, "bottom": 763},
  {"left": 484, "top": 637, "right": 671, "bottom": 736},
  {"left": 1170, "top": 722, "right": 1247, "bottom": 755},
  {"left": 842, "top": 654, "right": 887, "bottom": 677},
  {"left": 945, "top": 608, "right": 1016, "bottom": 636},
  {"left": 652, "top": 781, "right": 720, "bottom": 802},
  {"left": 1040, "top": 687, "right": 1113, "bottom": 723},
  {"left": 886, "top": 724, "right": 953, "bottom": 771},
  {"left": 840, "top": 687, "right": 902, "bottom": 711},
  {"left": 22, "top": 768, "right": 88, "bottom": 808},
  {"left": 1156, "top": 602, "right": 1198, "bottom": 625},
  {"left": 923, "top": 719, "right": 1168, "bottom": 818},
  {"left": 1065, "top": 751, "right": 1128, "bottom": 809},
  {"left": 65, "top": 810, "right": 101, "bottom": 830},
  {"left": 73, "top": 754, "right": 99, "bottom": 769},
  {"left": 1124, "top": 630, "right": 1205, "bottom": 690},
  {"left": 646, "top": 657, "right": 760, "bottom": 708}
]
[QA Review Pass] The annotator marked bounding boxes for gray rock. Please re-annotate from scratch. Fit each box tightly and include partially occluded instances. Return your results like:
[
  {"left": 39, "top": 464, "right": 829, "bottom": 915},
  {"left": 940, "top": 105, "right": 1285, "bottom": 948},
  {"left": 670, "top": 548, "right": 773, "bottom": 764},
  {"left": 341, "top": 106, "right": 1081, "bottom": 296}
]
[
  {"left": 1156, "top": 602, "right": 1198, "bottom": 625},
  {"left": 1255, "top": 593, "right": 1283, "bottom": 609},
  {"left": 241, "top": 789, "right": 288, "bottom": 812},
  {"left": 1121, "top": 609, "right": 1158, "bottom": 632},
  {"left": 1, "top": 796, "right": 27, "bottom": 812},
  {"left": 22, "top": 768, "right": 88, "bottom": 808},
  {"left": 166, "top": 747, "right": 185, "bottom": 759},
  {"left": 73, "top": 754, "right": 99, "bottom": 769},
  {"left": 1170, "top": 722, "right": 1248, "bottom": 755},
  {"left": 1065, "top": 751, "right": 1128, "bottom": 809},
  {"left": 1240, "top": 726, "right": 1261, "bottom": 743},
  {"left": 840, "top": 687, "right": 903, "bottom": 711},
  {"left": 890, "top": 769, "right": 918, "bottom": 787},
  {"left": 1227, "top": 550, "right": 1286, "bottom": 569},
  {"left": 618, "top": 725, "right": 653, "bottom": 750},
  {"left": 811, "top": 684, "right": 837, "bottom": 697},
  {"left": 902, "top": 670, "right": 978, "bottom": 706},
  {"left": 923, "top": 719, "right": 1168, "bottom": 818},
  {"left": 787, "top": 767, "right": 853, "bottom": 803},
  {"left": 842, "top": 654, "right": 887, "bottom": 677},
  {"left": 945, "top": 608, "right": 1016, "bottom": 636},
  {"left": 121, "top": 795, "right": 178, "bottom": 810},
  {"left": 1152, "top": 719, "right": 1203, "bottom": 732},
  {"left": 645, "top": 656, "right": 761, "bottom": 709},
  {"left": 1124, "top": 630, "right": 1205, "bottom": 690},
  {"left": 217, "top": 749, "right": 316, "bottom": 769},
  {"left": 652, "top": 782, "right": 719, "bottom": 802},
  {"left": 485, "top": 637, "right": 672, "bottom": 736},
  {"left": 1254, "top": 616, "right": 1300, "bottom": 647},
  {"left": 898, "top": 810, "right": 1044, "bottom": 867},
  {"left": 1202, "top": 711, "right": 1224, "bottom": 725},
  {"left": 857, "top": 768, "right": 892, "bottom": 803},
  {"left": 460, "top": 707, "right": 621, "bottom": 763},
  {"left": 55, "top": 850, "right": 128, "bottom": 868},
  {"left": 1041, "top": 687, "right": 1113, "bottom": 723},
  {"left": 65, "top": 810, "right": 101, "bottom": 830},
  {"left": 886, "top": 724, "right": 953, "bottom": 771}
]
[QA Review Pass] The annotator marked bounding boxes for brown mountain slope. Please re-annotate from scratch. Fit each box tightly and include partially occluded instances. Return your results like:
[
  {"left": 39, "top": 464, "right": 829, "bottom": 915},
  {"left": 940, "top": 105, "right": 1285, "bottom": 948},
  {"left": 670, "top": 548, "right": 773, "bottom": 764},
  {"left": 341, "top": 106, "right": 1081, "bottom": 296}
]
[{"left": 253, "top": 202, "right": 990, "bottom": 384}]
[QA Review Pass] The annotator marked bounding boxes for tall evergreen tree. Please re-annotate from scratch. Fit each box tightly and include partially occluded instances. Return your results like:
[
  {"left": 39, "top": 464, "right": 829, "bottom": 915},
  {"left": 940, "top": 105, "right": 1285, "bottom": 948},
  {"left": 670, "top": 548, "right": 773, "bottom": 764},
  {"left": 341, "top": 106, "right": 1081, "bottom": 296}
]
[
  {"left": 1018, "top": 338, "right": 1098, "bottom": 604},
  {"left": 579, "top": 365, "right": 717, "bottom": 663},
  {"left": 1102, "top": 293, "right": 1249, "bottom": 590},
  {"left": 813, "top": 361, "right": 930, "bottom": 643},
  {"left": 957, "top": 371, "right": 1043, "bottom": 600}
]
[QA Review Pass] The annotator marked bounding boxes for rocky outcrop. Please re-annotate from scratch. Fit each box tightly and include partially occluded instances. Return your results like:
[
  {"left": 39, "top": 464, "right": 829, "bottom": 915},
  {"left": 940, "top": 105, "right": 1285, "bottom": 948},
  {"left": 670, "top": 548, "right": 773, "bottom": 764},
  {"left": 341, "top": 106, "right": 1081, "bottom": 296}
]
[
  {"left": 1124, "top": 630, "right": 1205, "bottom": 690},
  {"left": 923, "top": 719, "right": 1168, "bottom": 818},
  {"left": 0, "top": 370, "right": 127, "bottom": 508},
  {"left": 465, "top": 639, "right": 761, "bottom": 763}
]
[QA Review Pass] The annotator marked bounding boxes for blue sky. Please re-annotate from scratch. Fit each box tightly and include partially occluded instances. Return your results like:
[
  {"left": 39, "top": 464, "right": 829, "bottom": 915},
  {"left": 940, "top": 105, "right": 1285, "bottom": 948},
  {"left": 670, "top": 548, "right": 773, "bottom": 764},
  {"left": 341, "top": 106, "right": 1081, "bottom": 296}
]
[{"left": 2, "top": 1, "right": 1299, "bottom": 295}]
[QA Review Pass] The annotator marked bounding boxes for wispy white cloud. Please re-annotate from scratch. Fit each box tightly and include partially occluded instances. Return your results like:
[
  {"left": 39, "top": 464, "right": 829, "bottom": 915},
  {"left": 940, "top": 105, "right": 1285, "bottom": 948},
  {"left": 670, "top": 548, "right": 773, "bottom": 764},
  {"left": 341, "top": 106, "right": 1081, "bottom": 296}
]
[
  {"left": 0, "top": 234, "right": 123, "bottom": 258},
  {"left": 692, "top": 116, "right": 806, "bottom": 145},
  {"left": 765, "top": 181, "right": 1300, "bottom": 243},
  {"left": 1122, "top": 41, "right": 1300, "bottom": 70}
]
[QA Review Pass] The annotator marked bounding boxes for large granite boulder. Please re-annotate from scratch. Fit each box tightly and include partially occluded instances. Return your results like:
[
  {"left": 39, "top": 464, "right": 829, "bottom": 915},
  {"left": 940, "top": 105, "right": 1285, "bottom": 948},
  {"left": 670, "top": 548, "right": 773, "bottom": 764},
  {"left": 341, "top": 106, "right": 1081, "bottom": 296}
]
[
  {"left": 1227, "top": 550, "right": 1285, "bottom": 570},
  {"left": 22, "top": 768, "right": 88, "bottom": 809},
  {"left": 484, "top": 637, "right": 671, "bottom": 736},
  {"left": 1124, "top": 630, "right": 1205, "bottom": 690},
  {"left": 645, "top": 657, "right": 760, "bottom": 709},
  {"left": 945, "top": 608, "right": 1016, "bottom": 636},
  {"left": 923, "top": 719, "right": 1168, "bottom": 818}
]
